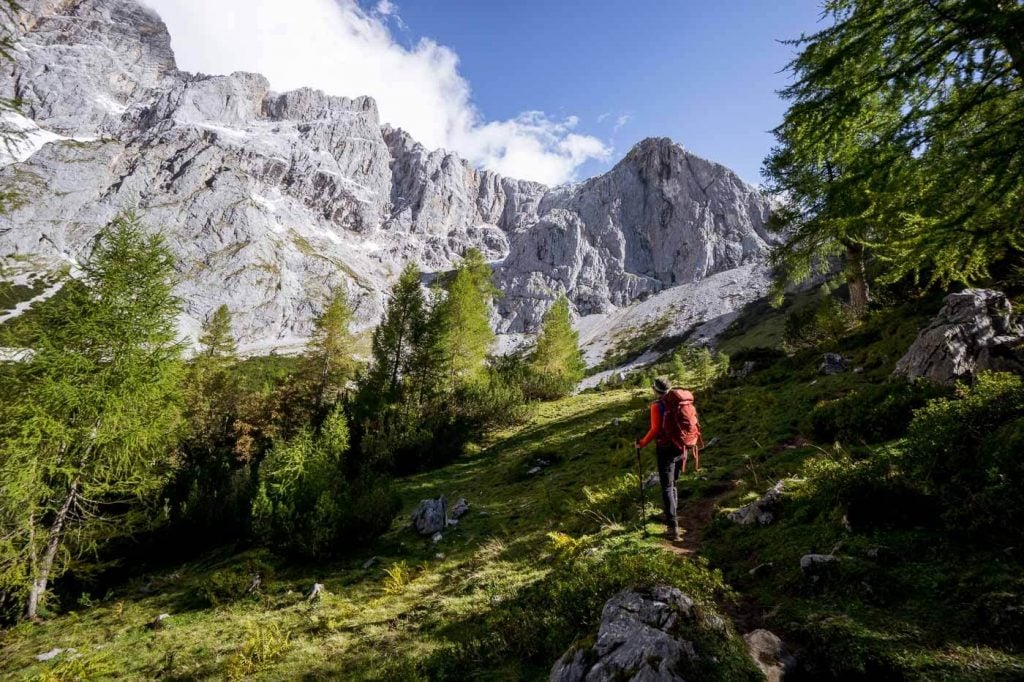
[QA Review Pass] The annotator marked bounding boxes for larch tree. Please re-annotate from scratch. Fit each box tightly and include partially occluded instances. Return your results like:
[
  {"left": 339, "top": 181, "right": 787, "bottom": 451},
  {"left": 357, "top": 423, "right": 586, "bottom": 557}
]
[
  {"left": 366, "top": 264, "right": 430, "bottom": 403},
  {"left": 435, "top": 253, "right": 495, "bottom": 394},
  {"left": 198, "top": 304, "right": 236, "bottom": 360},
  {"left": 529, "top": 295, "right": 585, "bottom": 399},
  {"left": 0, "top": 212, "right": 184, "bottom": 619},
  {"left": 302, "top": 287, "right": 357, "bottom": 412},
  {"left": 766, "top": 0, "right": 1024, "bottom": 303}
]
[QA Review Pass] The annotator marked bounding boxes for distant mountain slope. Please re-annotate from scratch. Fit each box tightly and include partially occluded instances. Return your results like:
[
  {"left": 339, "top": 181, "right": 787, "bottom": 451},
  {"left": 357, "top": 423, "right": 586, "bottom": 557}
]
[{"left": 0, "top": 0, "right": 776, "bottom": 354}]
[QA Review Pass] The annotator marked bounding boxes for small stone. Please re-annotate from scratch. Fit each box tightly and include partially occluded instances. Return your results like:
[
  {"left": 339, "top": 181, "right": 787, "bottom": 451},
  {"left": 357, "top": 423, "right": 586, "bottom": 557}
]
[
  {"left": 35, "top": 648, "right": 65, "bottom": 662},
  {"left": 748, "top": 562, "right": 773, "bottom": 578},
  {"left": 527, "top": 466, "right": 542, "bottom": 475},
  {"left": 704, "top": 436, "right": 720, "bottom": 448},
  {"left": 449, "top": 497, "right": 470, "bottom": 519},
  {"left": 800, "top": 553, "right": 838, "bottom": 571},
  {"left": 853, "top": 366, "right": 864, "bottom": 374},
  {"left": 820, "top": 353, "right": 848, "bottom": 375},
  {"left": 435, "top": 553, "right": 445, "bottom": 560},
  {"left": 146, "top": 613, "right": 170, "bottom": 630},
  {"left": 431, "top": 532, "right": 443, "bottom": 543},
  {"left": 362, "top": 556, "right": 378, "bottom": 569},
  {"left": 308, "top": 583, "right": 325, "bottom": 601}
]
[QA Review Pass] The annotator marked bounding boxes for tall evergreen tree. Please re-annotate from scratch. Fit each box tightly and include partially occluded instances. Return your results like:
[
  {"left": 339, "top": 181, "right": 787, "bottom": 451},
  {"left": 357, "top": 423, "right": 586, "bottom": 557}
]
[
  {"left": 302, "top": 287, "right": 357, "bottom": 411},
  {"left": 529, "top": 296, "right": 585, "bottom": 399},
  {"left": 366, "top": 264, "right": 430, "bottom": 402},
  {"left": 767, "top": 0, "right": 1024, "bottom": 297},
  {"left": 0, "top": 212, "right": 183, "bottom": 619},
  {"left": 435, "top": 256, "right": 495, "bottom": 393}
]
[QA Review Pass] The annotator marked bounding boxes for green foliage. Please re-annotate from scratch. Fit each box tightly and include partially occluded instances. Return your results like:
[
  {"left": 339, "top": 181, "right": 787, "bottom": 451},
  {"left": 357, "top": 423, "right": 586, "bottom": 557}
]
[
  {"left": 671, "top": 345, "right": 729, "bottom": 391},
  {"left": 225, "top": 621, "right": 291, "bottom": 680},
  {"left": 198, "top": 304, "right": 236, "bottom": 359},
  {"left": 434, "top": 251, "right": 495, "bottom": 393},
  {"left": 811, "top": 380, "right": 950, "bottom": 445},
  {"left": 783, "top": 284, "right": 857, "bottom": 351},
  {"left": 365, "top": 263, "right": 432, "bottom": 404},
  {"left": 300, "top": 287, "right": 357, "bottom": 412},
  {"left": 0, "top": 211, "right": 183, "bottom": 618},
  {"left": 527, "top": 296, "right": 585, "bottom": 400},
  {"left": 766, "top": 0, "right": 1024, "bottom": 298},
  {"left": 904, "top": 372, "right": 1024, "bottom": 536}
]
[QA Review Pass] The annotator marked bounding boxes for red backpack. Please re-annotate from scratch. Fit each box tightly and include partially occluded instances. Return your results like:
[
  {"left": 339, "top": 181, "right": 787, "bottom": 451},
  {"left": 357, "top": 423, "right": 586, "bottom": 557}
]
[{"left": 658, "top": 389, "right": 702, "bottom": 449}]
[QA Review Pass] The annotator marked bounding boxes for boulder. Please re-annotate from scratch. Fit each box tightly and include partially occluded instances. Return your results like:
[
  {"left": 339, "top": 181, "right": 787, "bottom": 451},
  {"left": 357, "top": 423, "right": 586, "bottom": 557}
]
[
  {"left": 549, "top": 586, "right": 700, "bottom": 681},
  {"left": 894, "top": 289, "right": 1024, "bottom": 385},
  {"left": 410, "top": 496, "right": 447, "bottom": 536},
  {"left": 727, "top": 480, "right": 785, "bottom": 526},
  {"left": 820, "top": 353, "right": 848, "bottom": 375},
  {"left": 743, "top": 629, "right": 796, "bottom": 682}
]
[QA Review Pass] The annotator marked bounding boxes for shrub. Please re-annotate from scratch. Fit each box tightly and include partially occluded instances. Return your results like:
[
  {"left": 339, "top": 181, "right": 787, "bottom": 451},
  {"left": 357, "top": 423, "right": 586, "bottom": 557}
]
[
  {"left": 811, "top": 381, "right": 950, "bottom": 444},
  {"left": 784, "top": 285, "right": 857, "bottom": 351},
  {"left": 904, "top": 372, "right": 1024, "bottom": 536},
  {"left": 225, "top": 621, "right": 291, "bottom": 680},
  {"left": 253, "top": 406, "right": 398, "bottom": 557}
]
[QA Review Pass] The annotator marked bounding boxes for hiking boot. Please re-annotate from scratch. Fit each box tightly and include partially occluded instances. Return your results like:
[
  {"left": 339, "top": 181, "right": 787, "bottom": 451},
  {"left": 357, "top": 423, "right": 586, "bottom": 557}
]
[{"left": 668, "top": 528, "right": 682, "bottom": 542}]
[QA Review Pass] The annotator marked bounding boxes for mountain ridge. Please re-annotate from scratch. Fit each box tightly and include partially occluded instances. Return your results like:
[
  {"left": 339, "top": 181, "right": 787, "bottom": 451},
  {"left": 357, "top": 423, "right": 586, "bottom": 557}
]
[{"left": 0, "top": 0, "right": 777, "bottom": 357}]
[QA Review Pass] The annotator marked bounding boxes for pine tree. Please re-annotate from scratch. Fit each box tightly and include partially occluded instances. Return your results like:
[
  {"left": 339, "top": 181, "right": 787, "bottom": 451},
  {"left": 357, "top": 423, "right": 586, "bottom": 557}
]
[
  {"left": 303, "top": 287, "right": 357, "bottom": 411},
  {"left": 529, "top": 296, "right": 585, "bottom": 399},
  {"left": 0, "top": 212, "right": 183, "bottom": 618},
  {"left": 435, "top": 255, "right": 495, "bottom": 393}
]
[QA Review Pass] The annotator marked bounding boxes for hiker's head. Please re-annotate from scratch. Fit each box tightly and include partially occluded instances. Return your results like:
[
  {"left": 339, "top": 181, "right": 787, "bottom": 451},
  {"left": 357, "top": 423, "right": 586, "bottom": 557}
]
[{"left": 652, "top": 376, "right": 671, "bottom": 396}]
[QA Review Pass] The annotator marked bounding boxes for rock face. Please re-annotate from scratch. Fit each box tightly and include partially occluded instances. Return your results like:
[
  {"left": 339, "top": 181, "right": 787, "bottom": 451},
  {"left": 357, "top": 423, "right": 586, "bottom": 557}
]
[
  {"left": 894, "top": 289, "right": 1024, "bottom": 385},
  {"left": 1, "top": 0, "right": 776, "bottom": 353}
]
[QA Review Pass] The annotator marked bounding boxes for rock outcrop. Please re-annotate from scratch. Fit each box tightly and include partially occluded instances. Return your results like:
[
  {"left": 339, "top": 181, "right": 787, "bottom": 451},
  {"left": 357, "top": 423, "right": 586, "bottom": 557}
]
[
  {"left": 894, "top": 289, "right": 1024, "bottom": 385},
  {"left": 549, "top": 585, "right": 755, "bottom": 681},
  {"left": 1, "top": 0, "right": 776, "bottom": 354},
  {"left": 727, "top": 480, "right": 785, "bottom": 526}
]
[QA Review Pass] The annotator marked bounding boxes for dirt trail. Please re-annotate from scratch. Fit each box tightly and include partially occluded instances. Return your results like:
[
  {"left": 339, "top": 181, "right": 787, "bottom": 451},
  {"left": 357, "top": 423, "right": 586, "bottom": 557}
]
[{"left": 662, "top": 481, "right": 733, "bottom": 556}]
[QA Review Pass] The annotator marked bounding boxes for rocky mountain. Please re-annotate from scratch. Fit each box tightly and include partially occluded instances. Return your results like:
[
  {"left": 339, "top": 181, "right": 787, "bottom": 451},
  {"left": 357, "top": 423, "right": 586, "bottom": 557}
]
[{"left": 0, "top": 0, "right": 777, "bottom": 358}]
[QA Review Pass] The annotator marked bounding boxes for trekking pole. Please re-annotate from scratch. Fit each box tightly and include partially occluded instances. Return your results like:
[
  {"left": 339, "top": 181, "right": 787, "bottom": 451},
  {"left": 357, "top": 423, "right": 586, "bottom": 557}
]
[{"left": 635, "top": 445, "right": 648, "bottom": 537}]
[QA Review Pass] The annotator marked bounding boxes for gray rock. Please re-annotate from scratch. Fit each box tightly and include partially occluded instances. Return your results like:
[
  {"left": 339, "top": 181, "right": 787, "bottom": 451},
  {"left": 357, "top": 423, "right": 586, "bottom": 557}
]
[
  {"left": 361, "top": 556, "right": 378, "bottom": 569},
  {"left": 549, "top": 585, "right": 699, "bottom": 681},
  {"left": 820, "top": 353, "right": 848, "bottom": 375},
  {"left": 410, "top": 496, "right": 447, "bottom": 536},
  {"left": 146, "top": 613, "right": 170, "bottom": 630},
  {"left": 449, "top": 498, "right": 470, "bottom": 520},
  {"left": 35, "top": 647, "right": 67, "bottom": 662},
  {"left": 894, "top": 289, "right": 1024, "bottom": 385},
  {"left": 800, "top": 553, "right": 839, "bottom": 571},
  {"left": 1, "top": 0, "right": 775, "bottom": 357},
  {"left": 727, "top": 480, "right": 785, "bottom": 526},
  {"left": 430, "top": 532, "right": 443, "bottom": 543},
  {"left": 744, "top": 629, "right": 796, "bottom": 682}
]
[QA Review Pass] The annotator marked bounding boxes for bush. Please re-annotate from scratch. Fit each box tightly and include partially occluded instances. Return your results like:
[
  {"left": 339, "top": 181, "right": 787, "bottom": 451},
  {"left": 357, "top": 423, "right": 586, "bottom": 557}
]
[
  {"left": 252, "top": 406, "right": 398, "bottom": 557},
  {"left": 904, "top": 372, "right": 1024, "bottom": 536},
  {"left": 811, "top": 381, "right": 950, "bottom": 444},
  {"left": 784, "top": 285, "right": 857, "bottom": 351}
]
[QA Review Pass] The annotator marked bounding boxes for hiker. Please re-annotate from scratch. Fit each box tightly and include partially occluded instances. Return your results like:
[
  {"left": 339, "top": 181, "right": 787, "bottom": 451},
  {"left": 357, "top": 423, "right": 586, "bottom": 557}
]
[{"left": 636, "top": 376, "right": 702, "bottom": 541}]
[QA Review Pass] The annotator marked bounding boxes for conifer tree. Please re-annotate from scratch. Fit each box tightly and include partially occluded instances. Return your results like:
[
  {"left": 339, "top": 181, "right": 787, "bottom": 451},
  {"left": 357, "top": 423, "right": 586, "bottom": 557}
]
[
  {"left": 767, "top": 0, "right": 1024, "bottom": 296},
  {"left": 366, "top": 264, "right": 430, "bottom": 402},
  {"left": 529, "top": 296, "right": 585, "bottom": 399},
  {"left": 199, "top": 304, "right": 236, "bottom": 360},
  {"left": 435, "top": 255, "right": 495, "bottom": 393},
  {"left": 303, "top": 287, "right": 357, "bottom": 411},
  {"left": 0, "top": 212, "right": 183, "bottom": 618}
]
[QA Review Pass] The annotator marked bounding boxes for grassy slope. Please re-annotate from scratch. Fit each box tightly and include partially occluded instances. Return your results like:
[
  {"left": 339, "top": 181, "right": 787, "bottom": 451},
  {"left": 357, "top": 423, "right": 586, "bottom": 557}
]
[{"left": 4, "top": 296, "right": 1024, "bottom": 680}]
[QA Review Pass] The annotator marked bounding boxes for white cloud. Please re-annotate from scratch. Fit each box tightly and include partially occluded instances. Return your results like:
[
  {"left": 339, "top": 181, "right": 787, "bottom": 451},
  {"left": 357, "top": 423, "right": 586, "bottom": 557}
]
[
  {"left": 142, "top": 0, "right": 609, "bottom": 185},
  {"left": 613, "top": 113, "right": 631, "bottom": 133}
]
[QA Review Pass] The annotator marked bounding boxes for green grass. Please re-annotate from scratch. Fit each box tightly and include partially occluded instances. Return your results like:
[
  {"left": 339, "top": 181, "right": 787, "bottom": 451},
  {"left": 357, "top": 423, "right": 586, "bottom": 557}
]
[{"left": 1, "top": 391, "right": 754, "bottom": 680}]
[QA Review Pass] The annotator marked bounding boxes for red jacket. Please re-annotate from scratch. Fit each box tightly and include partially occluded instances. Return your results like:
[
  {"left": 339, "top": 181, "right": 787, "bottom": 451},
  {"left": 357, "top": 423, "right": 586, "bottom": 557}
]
[{"left": 638, "top": 401, "right": 664, "bottom": 449}]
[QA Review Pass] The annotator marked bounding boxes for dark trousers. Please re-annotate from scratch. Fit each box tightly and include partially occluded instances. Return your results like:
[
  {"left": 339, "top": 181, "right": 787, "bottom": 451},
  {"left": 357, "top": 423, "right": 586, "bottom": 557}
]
[{"left": 656, "top": 443, "right": 683, "bottom": 531}]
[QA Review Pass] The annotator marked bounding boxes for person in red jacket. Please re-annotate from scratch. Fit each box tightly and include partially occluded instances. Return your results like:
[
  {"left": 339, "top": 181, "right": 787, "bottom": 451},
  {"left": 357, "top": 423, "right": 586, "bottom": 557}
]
[{"left": 636, "top": 376, "right": 683, "bottom": 541}]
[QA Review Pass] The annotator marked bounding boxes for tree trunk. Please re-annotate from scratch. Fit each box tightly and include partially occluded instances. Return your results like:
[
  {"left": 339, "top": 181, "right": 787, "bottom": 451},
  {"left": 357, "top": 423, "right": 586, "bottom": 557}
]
[
  {"left": 26, "top": 482, "right": 77, "bottom": 620},
  {"left": 845, "top": 242, "right": 870, "bottom": 317}
]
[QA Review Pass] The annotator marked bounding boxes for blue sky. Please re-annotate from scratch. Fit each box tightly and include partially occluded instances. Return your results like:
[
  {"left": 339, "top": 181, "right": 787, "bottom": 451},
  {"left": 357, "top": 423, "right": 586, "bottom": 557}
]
[
  {"left": 385, "top": 1, "right": 826, "bottom": 184},
  {"left": 148, "top": 0, "right": 825, "bottom": 186}
]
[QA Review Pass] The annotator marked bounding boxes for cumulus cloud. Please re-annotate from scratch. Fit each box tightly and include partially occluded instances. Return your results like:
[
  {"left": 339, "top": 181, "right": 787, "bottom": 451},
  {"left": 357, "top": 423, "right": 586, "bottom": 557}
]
[{"left": 142, "top": 0, "right": 609, "bottom": 185}]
